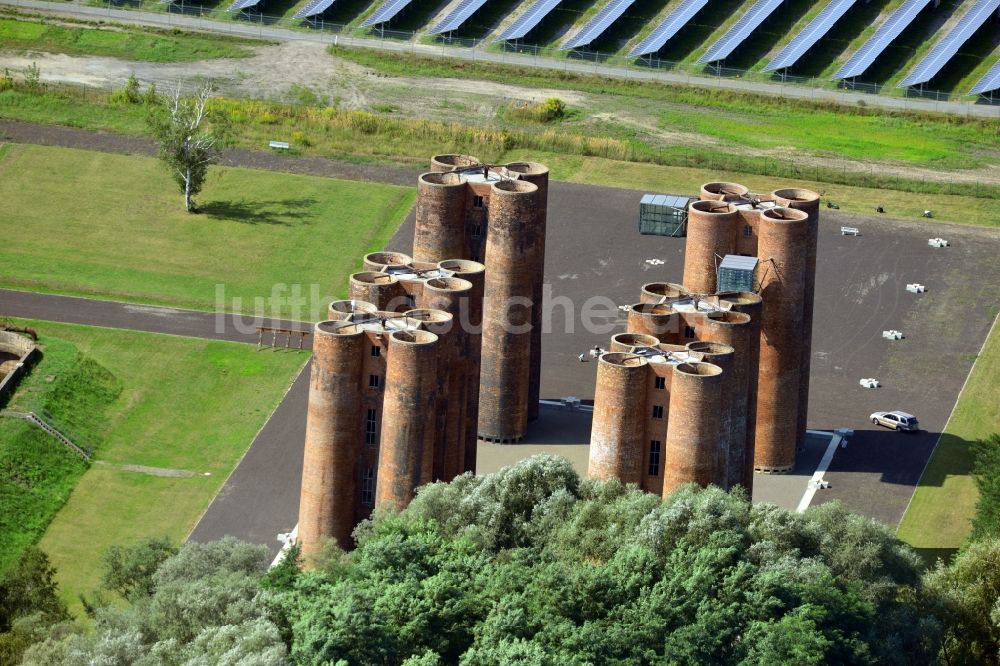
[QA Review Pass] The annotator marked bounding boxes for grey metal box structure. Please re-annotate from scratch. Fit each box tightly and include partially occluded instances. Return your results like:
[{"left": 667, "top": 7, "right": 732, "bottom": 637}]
[
  {"left": 717, "top": 254, "right": 759, "bottom": 292},
  {"left": 639, "top": 194, "right": 692, "bottom": 236}
]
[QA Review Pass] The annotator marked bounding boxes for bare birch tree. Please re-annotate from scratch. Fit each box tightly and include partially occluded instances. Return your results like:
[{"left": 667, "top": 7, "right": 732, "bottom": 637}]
[{"left": 148, "top": 83, "right": 224, "bottom": 212}]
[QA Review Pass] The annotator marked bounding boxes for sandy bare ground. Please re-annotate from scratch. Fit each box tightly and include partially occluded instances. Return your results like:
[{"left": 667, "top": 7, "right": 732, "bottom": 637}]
[{"left": 2, "top": 40, "right": 999, "bottom": 186}]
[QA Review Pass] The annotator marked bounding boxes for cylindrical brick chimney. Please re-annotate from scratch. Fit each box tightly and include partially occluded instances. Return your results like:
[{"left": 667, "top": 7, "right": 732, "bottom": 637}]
[
  {"left": 663, "top": 361, "right": 725, "bottom": 495},
  {"left": 700, "top": 181, "right": 749, "bottom": 202},
  {"left": 349, "top": 272, "right": 408, "bottom": 312},
  {"left": 609, "top": 332, "right": 660, "bottom": 352},
  {"left": 438, "top": 259, "right": 485, "bottom": 472},
  {"left": 640, "top": 282, "right": 684, "bottom": 304},
  {"left": 414, "top": 172, "right": 468, "bottom": 263},
  {"left": 755, "top": 207, "right": 809, "bottom": 473},
  {"left": 699, "top": 311, "right": 753, "bottom": 491},
  {"left": 298, "top": 320, "right": 365, "bottom": 561},
  {"left": 772, "top": 188, "right": 820, "bottom": 449},
  {"left": 431, "top": 154, "right": 480, "bottom": 172},
  {"left": 589, "top": 352, "right": 649, "bottom": 485},
  {"left": 403, "top": 308, "right": 454, "bottom": 486},
  {"left": 478, "top": 179, "right": 541, "bottom": 443},
  {"left": 327, "top": 299, "right": 378, "bottom": 322},
  {"left": 363, "top": 251, "right": 412, "bottom": 273},
  {"left": 627, "top": 303, "right": 681, "bottom": 343},
  {"left": 506, "top": 162, "right": 549, "bottom": 424},
  {"left": 376, "top": 329, "right": 440, "bottom": 511},
  {"left": 685, "top": 340, "right": 735, "bottom": 490},
  {"left": 720, "top": 292, "right": 762, "bottom": 489},
  {"left": 418, "top": 278, "right": 473, "bottom": 482},
  {"left": 683, "top": 200, "right": 740, "bottom": 294}
]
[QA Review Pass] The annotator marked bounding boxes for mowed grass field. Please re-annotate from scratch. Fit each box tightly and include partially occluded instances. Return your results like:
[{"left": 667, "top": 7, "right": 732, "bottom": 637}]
[
  {"left": 9, "top": 320, "right": 306, "bottom": 613},
  {"left": 0, "top": 14, "right": 258, "bottom": 61},
  {"left": 896, "top": 315, "right": 1000, "bottom": 560},
  {"left": 0, "top": 144, "right": 415, "bottom": 317},
  {"left": 654, "top": 104, "right": 992, "bottom": 168},
  {"left": 1, "top": 332, "right": 124, "bottom": 573}
]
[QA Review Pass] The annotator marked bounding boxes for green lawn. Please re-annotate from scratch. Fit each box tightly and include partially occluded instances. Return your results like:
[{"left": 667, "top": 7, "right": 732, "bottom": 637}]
[
  {"left": 0, "top": 421, "right": 89, "bottom": 574},
  {"left": 328, "top": 45, "right": 1000, "bottom": 172},
  {"left": 656, "top": 99, "right": 991, "bottom": 168},
  {"left": 0, "top": 144, "right": 415, "bottom": 317},
  {"left": 1, "top": 334, "right": 121, "bottom": 573},
  {"left": 4, "top": 320, "right": 306, "bottom": 614},
  {"left": 0, "top": 15, "right": 259, "bottom": 62},
  {"left": 896, "top": 316, "right": 1000, "bottom": 560},
  {"left": 6, "top": 78, "right": 998, "bottom": 212}
]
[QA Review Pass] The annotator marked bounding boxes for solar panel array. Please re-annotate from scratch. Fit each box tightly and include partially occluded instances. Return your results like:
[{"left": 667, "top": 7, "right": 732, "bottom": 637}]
[
  {"left": 832, "top": 0, "right": 932, "bottom": 80},
  {"left": 495, "top": 0, "right": 562, "bottom": 41},
  {"left": 362, "top": 0, "right": 413, "bottom": 25},
  {"left": 429, "top": 0, "right": 489, "bottom": 33},
  {"left": 899, "top": 0, "right": 1000, "bottom": 87},
  {"left": 562, "top": 0, "right": 637, "bottom": 49},
  {"left": 698, "top": 0, "right": 784, "bottom": 63},
  {"left": 764, "top": 0, "right": 856, "bottom": 71},
  {"left": 294, "top": 0, "right": 336, "bottom": 18},
  {"left": 629, "top": 0, "right": 709, "bottom": 57},
  {"left": 228, "top": 0, "right": 262, "bottom": 11},
  {"left": 969, "top": 57, "right": 1000, "bottom": 94}
]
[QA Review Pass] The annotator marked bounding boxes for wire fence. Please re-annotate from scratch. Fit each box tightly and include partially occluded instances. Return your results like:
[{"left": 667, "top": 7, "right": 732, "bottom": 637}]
[{"left": 4, "top": 0, "right": 996, "bottom": 111}]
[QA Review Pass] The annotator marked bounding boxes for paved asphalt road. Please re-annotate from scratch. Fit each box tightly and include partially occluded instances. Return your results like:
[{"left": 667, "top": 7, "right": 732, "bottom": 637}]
[
  {"left": 0, "top": 288, "right": 311, "bottom": 343},
  {"left": 187, "top": 364, "right": 310, "bottom": 551},
  {"left": 2, "top": 0, "right": 997, "bottom": 118}
]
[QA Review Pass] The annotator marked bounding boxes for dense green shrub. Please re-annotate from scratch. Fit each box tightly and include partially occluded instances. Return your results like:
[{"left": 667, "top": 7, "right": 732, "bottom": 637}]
[
  {"left": 282, "top": 456, "right": 941, "bottom": 665},
  {"left": 972, "top": 433, "right": 1000, "bottom": 541}
]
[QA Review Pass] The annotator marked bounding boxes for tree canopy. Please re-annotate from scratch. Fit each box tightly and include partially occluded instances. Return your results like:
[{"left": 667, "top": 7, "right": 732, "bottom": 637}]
[
  {"left": 17, "top": 455, "right": 998, "bottom": 665},
  {"left": 279, "top": 455, "right": 941, "bottom": 665},
  {"left": 21, "top": 538, "right": 287, "bottom": 665},
  {"left": 972, "top": 433, "right": 1000, "bottom": 542}
]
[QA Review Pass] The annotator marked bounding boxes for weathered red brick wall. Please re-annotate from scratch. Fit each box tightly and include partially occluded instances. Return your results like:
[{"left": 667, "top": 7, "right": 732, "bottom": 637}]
[
  {"left": 755, "top": 207, "right": 809, "bottom": 472},
  {"left": 773, "top": 188, "right": 820, "bottom": 449},
  {"left": 588, "top": 353, "right": 649, "bottom": 485},
  {"left": 663, "top": 362, "right": 725, "bottom": 494},
  {"left": 298, "top": 321, "right": 365, "bottom": 562},
  {"left": 478, "top": 179, "right": 541, "bottom": 442},
  {"left": 376, "top": 329, "right": 440, "bottom": 510}
]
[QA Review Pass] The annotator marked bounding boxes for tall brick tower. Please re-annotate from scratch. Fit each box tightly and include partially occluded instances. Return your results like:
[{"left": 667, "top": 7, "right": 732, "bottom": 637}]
[
  {"left": 622, "top": 285, "right": 759, "bottom": 491},
  {"left": 479, "top": 178, "right": 543, "bottom": 442},
  {"left": 754, "top": 206, "right": 809, "bottom": 471},
  {"left": 412, "top": 156, "right": 550, "bottom": 443},
  {"left": 297, "top": 255, "right": 485, "bottom": 560},
  {"left": 587, "top": 339, "right": 732, "bottom": 497},
  {"left": 772, "top": 188, "right": 820, "bottom": 449},
  {"left": 679, "top": 181, "right": 818, "bottom": 474},
  {"left": 298, "top": 320, "right": 365, "bottom": 560}
]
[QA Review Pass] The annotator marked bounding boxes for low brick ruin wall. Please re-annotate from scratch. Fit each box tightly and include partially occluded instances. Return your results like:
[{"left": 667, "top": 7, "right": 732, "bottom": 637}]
[{"left": 0, "top": 331, "right": 38, "bottom": 406}]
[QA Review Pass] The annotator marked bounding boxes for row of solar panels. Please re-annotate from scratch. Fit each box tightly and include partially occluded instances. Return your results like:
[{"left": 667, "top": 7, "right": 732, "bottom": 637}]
[{"left": 219, "top": 0, "right": 1000, "bottom": 94}]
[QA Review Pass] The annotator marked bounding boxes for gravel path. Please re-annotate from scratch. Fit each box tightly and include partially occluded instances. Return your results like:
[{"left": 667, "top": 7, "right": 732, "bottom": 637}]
[{"left": 0, "top": 119, "right": 418, "bottom": 186}]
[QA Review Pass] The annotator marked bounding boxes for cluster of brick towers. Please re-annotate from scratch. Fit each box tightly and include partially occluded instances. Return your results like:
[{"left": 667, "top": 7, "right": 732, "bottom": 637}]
[
  {"left": 298, "top": 162, "right": 820, "bottom": 559},
  {"left": 298, "top": 155, "right": 550, "bottom": 559},
  {"left": 588, "top": 181, "right": 820, "bottom": 494}
]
